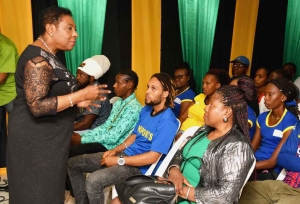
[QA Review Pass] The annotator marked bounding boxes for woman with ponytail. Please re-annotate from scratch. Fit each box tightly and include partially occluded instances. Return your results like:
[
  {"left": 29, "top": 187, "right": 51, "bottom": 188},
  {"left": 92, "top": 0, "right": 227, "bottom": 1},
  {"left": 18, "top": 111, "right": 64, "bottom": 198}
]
[{"left": 230, "top": 76, "right": 258, "bottom": 140}]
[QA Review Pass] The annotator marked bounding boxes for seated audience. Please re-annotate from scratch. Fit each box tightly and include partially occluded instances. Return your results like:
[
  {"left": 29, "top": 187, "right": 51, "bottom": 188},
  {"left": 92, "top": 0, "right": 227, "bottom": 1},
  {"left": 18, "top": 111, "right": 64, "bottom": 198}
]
[
  {"left": 282, "top": 62, "right": 297, "bottom": 81},
  {"left": 67, "top": 73, "right": 179, "bottom": 204},
  {"left": 259, "top": 68, "right": 288, "bottom": 114},
  {"left": 251, "top": 78, "right": 298, "bottom": 180},
  {"left": 121, "top": 85, "right": 254, "bottom": 204},
  {"left": 74, "top": 55, "right": 111, "bottom": 132},
  {"left": 253, "top": 67, "right": 269, "bottom": 104},
  {"left": 230, "top": 55, "right": 250, "bottom": 79},
  {"left": 69, "top": 69, "right": 142, "bottom": 157},
  {"left": 230, "top": 76, "right": 258, "bottom": 140},
  {"left": 268, "top": 68, "right": 287, "bottom": 80},
  {"left": 240, "top": 119, "right": 300, "bottom": 204},
  {"left": 176, "top": 68, "right": 230, "bottom": 139},
  {"left": 172, "top": 62, "right": 196, "bottom": 118},
  {"left": 65, "top": 70, "right": 142, "bottom": 200}
]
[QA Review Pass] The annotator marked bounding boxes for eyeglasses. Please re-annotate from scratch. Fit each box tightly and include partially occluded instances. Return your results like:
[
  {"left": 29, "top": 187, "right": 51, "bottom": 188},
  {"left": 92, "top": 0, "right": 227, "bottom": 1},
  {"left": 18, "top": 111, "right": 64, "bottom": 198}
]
[
  {"left": 173, "top": 74, "right": 188, "bottom": 80},
  {"left": 232, "top": 64, "right": 246, "bottom": 69}
]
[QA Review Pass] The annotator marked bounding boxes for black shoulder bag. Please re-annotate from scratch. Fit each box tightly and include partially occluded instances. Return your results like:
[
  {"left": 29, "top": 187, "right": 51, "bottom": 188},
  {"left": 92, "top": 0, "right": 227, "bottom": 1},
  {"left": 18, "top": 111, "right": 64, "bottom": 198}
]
[{"left": 115, "top": 174, "right": 177, "bottom": 204}]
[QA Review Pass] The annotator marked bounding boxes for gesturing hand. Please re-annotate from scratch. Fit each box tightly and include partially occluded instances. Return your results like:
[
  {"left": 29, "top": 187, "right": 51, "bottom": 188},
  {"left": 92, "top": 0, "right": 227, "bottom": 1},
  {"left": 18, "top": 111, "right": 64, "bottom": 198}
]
[
  {"left": 82, "top": 84, "right": 111, "bottom": 101},
  {"left": 77, "top": 100, "right": 100, "bottom": 112}
]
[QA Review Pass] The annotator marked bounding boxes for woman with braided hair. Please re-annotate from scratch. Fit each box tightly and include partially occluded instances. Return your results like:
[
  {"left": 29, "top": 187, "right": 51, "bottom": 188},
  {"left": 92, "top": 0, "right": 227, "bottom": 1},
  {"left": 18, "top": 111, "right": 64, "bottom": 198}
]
[
  {"left": 166, "top": 85, "right": 255, "bottom": 203},
  {"left": 251, "top": 78, "right": 298, "bottom": 181},
  {"left": 230, "top": 75, "right": 258, "bottom": 140}
]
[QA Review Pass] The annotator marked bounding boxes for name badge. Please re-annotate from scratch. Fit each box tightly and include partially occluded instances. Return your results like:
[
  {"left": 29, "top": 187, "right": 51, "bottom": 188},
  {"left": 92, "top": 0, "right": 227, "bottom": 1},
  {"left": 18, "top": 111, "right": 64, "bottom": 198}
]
[
  {"left": 174, "top": 98, "right": 181, "bottom": 104},
  {"left": 273, "top": 129, "right": 283, "bottom": 138}
]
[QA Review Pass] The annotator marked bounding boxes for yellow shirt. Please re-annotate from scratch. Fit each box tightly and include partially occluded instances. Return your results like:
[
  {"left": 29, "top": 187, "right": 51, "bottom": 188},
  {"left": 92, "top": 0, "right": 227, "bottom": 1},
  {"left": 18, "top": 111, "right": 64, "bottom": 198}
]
[{"left": 180, "top": 94, "right": 206, "bottom": 131}]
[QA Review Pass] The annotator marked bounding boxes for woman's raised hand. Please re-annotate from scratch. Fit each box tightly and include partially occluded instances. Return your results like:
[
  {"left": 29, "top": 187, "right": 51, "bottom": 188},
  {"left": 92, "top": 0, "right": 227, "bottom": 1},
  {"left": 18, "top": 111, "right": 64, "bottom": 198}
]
[{"left": 82, "top": 84, "right": 111, "bottom": 101}]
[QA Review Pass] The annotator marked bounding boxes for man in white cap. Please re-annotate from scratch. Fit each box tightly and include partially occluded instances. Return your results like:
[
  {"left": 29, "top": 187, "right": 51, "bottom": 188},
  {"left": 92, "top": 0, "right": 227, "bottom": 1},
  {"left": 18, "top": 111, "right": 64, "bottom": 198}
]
[{"left": 74, "top": 55, "right": 111, "bottom": 132}]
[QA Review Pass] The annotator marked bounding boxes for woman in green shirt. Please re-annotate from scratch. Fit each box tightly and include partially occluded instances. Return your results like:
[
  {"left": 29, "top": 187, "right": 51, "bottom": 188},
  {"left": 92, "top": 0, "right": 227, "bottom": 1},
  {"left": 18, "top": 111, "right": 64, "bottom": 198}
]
[{"left": 168, "top": 85, "right": 255, "bottom": 204}]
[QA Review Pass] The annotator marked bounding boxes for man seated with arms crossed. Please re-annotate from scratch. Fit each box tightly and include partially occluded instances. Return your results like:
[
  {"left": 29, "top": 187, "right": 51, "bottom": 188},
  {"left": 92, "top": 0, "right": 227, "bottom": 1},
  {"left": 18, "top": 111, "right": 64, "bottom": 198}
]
[
  {"left": 69, "top": 69, "right": 142, "bottom": 157},
  {"left": 67, "top": 72, "right": 179, "bottom": 204},
  {"left": 74, "top": 55, "right": 111, "bottom": 132},
  {"left": 240, "top": 109, "right": 300, "bottom": 203}
]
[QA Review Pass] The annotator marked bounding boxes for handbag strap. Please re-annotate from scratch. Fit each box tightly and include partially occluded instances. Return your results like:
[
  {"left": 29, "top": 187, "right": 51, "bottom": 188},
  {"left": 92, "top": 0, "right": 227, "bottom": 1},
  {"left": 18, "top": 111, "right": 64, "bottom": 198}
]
[{"left": 125, "top": 174, "right": 174, "bottom": 186}]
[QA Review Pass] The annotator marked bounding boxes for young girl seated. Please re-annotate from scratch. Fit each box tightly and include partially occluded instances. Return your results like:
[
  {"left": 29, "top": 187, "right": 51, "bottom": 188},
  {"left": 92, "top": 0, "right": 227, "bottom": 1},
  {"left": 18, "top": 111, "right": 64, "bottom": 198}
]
[{"left": 251, "top": 78, "right": 298, "bottom": 180}]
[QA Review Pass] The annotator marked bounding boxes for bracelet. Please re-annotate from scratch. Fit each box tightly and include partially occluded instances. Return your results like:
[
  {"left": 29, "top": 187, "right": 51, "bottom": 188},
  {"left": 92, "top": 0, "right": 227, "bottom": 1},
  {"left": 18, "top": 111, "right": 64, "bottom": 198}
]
[
  {"left": 68, "top": 95, "right": 73, "bottom": 107},
  {"left": 123, "top": 143, "right": 128, "bottom": 149},
  {"left": 185, "top": 186, "right": 191, "bottom": 200},
  {"left": 167, "top": 165, "right": 180, "bottom": 175}
]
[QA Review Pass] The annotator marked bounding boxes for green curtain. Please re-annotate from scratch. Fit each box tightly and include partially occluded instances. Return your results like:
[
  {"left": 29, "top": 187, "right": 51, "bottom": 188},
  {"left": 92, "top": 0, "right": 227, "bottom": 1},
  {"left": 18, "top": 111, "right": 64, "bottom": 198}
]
[
  {"left": 57, "top": 0, "right": 107, "bottom": 75},
  {"left": 283, "top": 0, "right": 300, "bottom": 80},
  {"left": 178, "top": 0, "right": 220, "bottom": 94}
]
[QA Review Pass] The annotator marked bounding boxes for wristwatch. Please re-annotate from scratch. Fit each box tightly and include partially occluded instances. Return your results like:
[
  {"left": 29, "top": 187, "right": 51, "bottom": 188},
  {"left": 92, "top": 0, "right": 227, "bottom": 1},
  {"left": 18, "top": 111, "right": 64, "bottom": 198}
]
[{"left": 118, "top": 155, "right": 125, "bottom": 166}]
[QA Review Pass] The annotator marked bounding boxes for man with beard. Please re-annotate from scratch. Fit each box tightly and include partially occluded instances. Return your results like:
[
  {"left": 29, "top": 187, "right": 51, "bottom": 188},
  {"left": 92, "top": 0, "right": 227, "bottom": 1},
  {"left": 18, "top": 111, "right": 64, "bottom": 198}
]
[
  {"left": 67, "top": 73, "right": 179, "bottom": 204},
  {"left": 74, "top": 55, "right": 111, "bottom": 132}
]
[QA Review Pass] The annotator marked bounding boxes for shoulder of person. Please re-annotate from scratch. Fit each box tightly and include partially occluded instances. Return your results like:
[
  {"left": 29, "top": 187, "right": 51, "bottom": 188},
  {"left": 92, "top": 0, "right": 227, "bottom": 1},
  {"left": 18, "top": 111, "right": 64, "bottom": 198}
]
[
  {"left": 194, "top": 93, "right": 205, "bottom": 102},
  {"left": 222, "top": 129, "right": 253, "bottom": 150},
  {"left": 285, "top": 109, "right": 298, "bottom": 118},
  {"left": 257, "top": 111, "right": 268, "bottom": 119}
]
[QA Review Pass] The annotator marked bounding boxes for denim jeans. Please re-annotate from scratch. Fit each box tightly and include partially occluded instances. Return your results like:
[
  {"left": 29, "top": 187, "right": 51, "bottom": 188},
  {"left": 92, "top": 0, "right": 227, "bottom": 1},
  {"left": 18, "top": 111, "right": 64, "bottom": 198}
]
[{"left": 67, "top": 152, "right": 141, "bottom": 204}]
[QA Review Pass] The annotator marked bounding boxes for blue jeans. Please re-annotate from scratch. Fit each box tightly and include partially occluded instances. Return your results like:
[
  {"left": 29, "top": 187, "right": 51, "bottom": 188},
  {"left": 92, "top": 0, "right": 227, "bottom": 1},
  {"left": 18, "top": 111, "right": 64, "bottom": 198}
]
[{"left": 67, "top": 152, "right": 141, "bottom": 204}]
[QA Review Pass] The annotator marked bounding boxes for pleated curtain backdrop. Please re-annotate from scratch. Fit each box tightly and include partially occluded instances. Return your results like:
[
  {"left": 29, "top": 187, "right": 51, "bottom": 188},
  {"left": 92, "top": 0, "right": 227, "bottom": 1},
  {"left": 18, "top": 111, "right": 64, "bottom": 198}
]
[
  {"left": 283, "top": 0, "right": 300, "bottom": 80},
  {"left": 132, "top": 0, "right": 161, "bottom": 104},
  {"left": 178, "top": 0, "right": 220, "bottom": 93},
  {"left": 57, "top": 0, "right": 107, "bottom": 75},
  {"left": 229, "top": 0, "right": 259, "bottom": 77},
  {"left": 0, "top": 0, "right": 33, "bottom": 55}
]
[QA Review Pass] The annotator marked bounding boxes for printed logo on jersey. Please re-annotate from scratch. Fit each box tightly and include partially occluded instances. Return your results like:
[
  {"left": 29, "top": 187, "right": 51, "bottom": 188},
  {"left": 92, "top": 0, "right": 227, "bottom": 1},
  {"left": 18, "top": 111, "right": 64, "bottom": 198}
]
[{"left": 137, "top": 125, "right": 153, "bottom": 141}]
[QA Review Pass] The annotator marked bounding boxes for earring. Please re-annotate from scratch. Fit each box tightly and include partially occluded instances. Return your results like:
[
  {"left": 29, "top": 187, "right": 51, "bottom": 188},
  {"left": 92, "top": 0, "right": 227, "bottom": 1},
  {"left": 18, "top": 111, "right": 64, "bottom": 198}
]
[
  {"left": 50, "top": 34, "right": 53, "bottom": 37},
  {"left": 223, "top": 117, "right": 228, "bottom": 122}
]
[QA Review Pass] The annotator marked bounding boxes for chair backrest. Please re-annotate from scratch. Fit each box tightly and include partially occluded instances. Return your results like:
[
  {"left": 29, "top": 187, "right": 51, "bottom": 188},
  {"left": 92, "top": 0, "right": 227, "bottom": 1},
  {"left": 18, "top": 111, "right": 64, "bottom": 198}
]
[
  {"left": 276, "top": 168, "right": 287, "bottom": 180},
  {"left": 109, "top": 96, "right": 120, "bottom": 105},
  {"left": 239, "top": 160, "right": 256, "bottom": 198},
  {"left": 144, "top": 118, "right": 181, "bottom": 176},
  {"left": 154, "top": 126, "right": 200, "bottom": 177}
]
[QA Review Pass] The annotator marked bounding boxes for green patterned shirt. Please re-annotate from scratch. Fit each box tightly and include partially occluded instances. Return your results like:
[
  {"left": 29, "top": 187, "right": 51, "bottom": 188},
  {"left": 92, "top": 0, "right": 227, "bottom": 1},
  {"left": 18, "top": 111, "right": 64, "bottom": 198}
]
[{"left": 81, "top": 93, "right": 142, "bottom": 150}]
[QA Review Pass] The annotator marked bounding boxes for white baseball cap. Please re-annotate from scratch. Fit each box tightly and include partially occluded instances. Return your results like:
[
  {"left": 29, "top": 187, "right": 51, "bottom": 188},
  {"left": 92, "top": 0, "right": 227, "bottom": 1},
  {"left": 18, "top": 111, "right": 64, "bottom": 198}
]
[{"left": 77, "top": 55, "right": 110, "bottom": 79}]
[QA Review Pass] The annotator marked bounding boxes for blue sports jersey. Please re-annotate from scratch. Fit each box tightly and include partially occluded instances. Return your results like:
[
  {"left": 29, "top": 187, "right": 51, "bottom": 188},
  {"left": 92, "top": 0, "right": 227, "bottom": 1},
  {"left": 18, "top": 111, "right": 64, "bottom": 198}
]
[
  {"left": 255, "top": 109, "right": 297, "bottom": 173},
  {"left": 172, "top": 88, "right": 195, "bottom": 117},
  {"left": 278, "top": 122, "right": 300, "bottom": 188},
  {"left": 248, "top": 105, "right": 257, "bottom": 141},
  {"left": 124, "top": 105, "right": 179, "bottom": 174}
]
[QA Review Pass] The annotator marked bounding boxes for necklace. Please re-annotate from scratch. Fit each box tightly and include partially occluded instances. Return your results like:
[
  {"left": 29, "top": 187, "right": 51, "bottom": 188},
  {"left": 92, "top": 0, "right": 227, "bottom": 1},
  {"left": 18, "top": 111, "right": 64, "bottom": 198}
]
[
  {"left": 270, "top": 113, "right": 280, "bottom": 120},
  {"left": 38, "top": 37, "right": 55, "bottom": 56},
  {"left": 107, "top": 97, "right": 135, "bottom": 130},
  {"left": 176, "top": 86, "right": 190, "bottom": 96}
]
